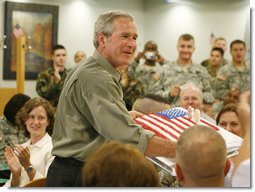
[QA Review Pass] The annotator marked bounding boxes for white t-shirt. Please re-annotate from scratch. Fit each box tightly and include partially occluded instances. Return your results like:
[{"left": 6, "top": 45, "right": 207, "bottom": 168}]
[
  {"left": 231, "top": 158, "right": 250, "bottom": 187},
  {"left": 3, "top": 133, "right": 54, "bottom": 187}
]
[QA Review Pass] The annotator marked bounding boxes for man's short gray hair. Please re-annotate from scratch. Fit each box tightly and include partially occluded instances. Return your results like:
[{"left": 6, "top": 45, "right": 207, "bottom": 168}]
[
  {"left": 180, "top": 82, "right": 203, "bottom": 102},
  {"left": 93, "top": 10, "right": 135, "bottom": 48}
]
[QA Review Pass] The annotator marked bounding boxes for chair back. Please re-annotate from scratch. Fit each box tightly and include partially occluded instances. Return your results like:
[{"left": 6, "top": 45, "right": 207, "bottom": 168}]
[{"left": 0, "top": 88, "right": 16, "bottom": 116}]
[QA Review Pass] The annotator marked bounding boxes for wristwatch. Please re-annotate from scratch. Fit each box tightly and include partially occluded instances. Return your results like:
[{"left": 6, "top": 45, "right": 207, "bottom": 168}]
[{"left": 25, "top": 165, "right": 33, "bottom": 174}]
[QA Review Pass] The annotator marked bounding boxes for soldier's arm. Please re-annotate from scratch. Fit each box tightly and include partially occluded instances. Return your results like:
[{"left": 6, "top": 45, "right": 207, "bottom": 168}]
[
  {"left": 154, "top": 80, "right": 178, "bottom": 104},
  {"left": 128, "top": 60, "right": 139, "bottom": 79},
  {"left": 215, "top": 67, "right": 229, "bottom": 101},
  {"left": 199, "top": 69, "right": 215, "bottom": 104},
  {"left": 36, "top": 72, "right": 62, "bottom": 99}
]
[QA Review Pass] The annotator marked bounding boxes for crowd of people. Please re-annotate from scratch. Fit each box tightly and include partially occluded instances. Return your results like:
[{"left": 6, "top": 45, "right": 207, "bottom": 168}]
[{"left": 0, "top": 9, "right": 250, "bottom": 188}]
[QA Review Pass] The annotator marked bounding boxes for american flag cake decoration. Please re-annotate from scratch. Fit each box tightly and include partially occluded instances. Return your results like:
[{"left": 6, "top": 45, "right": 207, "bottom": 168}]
[
  {"left": 134, "top": 107, "right": 219, "bottom": 142},
  {"left": 135, "top": 107, "right": 243, "bottom": 174},
  {"left": 157, "top": 107, "right": 188, "bottom": 119},
  {"left": 134, "top": 107, "right": 242, "bottom": 154}
]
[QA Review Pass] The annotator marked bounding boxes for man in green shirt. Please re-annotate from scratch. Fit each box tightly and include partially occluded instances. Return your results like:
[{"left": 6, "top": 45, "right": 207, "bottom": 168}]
[{"left": 46, "top": 10, "right": 176, "bottom": 187}]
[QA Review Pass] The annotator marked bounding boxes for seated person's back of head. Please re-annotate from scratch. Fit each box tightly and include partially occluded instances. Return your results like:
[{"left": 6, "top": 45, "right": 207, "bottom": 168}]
[
  {"left": 3, "top": 93, "right": 31, "bottom": 125},
  {"left": 1, "top": 93, "right": 31, "bottom": 157},
  {"left": 175, "top": 125, "right": 228, "bottom": 187},
  {"left": 132, "top": 94, "right": 171, "bottom": 114},
  {"left": 82, "top": 141, "right": 160, "bottom": 187},
  {"left": 0, "top": 93, "right": 31, "bottom": 180}
]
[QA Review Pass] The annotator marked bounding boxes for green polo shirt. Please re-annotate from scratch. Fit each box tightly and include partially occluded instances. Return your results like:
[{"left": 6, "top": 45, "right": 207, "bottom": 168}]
[{"left": 51, "top": 50, "right": 154, "bottom": 161}]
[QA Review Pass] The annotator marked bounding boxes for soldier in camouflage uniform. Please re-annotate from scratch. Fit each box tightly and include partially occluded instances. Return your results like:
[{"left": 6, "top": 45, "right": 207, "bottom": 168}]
[
  {"left": 215, "top": 40, "right": 250, "bottom": 101},
  {"left": 128, "top": 41, "right": 168, "bottom": 95},
  {"left": 202, "top": 47, "right": 224, "bottom": 97},
  {"left": 201, "top": 37, "right": 229, "bottom": 67},
  {"left": 157, "top": 34, "right": 214, "bottom": 106},
  {"left": 212, "top": 88, "right": 241, "bottom": 117},
  {"left": 128, "top": 41, "right": 166, "bottom": 77},
  {"left": 36, "top": 44, "right": 68, "bottom": 108},
  {"left": 0, "top": 94, "right": 30, "bottom": 180},
  {"left": 119, "top": 65, "right": 144, "bottom": 111},
  {"left": 133, "top": 63, "right": 164, "bottom": 94}
]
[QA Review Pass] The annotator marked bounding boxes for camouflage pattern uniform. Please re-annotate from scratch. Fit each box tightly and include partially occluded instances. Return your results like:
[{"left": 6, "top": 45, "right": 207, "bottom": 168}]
[
  {"left": 201, "top": 58, "right": 229, "bottom": 67},
  {"left": 215, "top": 61, "right": 250, "bottom": 100},
  {"left": 36, "top": 67, "right": 68, "bottom": 108},
  {"left": 127, "top": 60, "right": 138, "bottom": 79},
  {"left": 157, "top": 60, "right": 214, "bottom": 106},
  {"left": 128, "top": 59, "right": 165, "bottom": 95},
  {"left": 202, "top": 64, "right": 220, "bottom": 98},
  {"left": 121, "top": 77, "right": 144, "bottom": 111},
  {"left": 212, "top": 101, "right": 224, "bottom": 117},
  {"left": 0, "top": 117, "right": 28, "bottom": 164}
]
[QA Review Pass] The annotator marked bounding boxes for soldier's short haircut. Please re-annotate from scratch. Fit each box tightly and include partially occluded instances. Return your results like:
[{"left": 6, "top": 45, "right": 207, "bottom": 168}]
[
  {"left": 230, "top": 40, "right": 246, "bottom": 50},
  {"left": 211, "top": 47, "right": 224, "bottom": 57},
  {"left": 52, "top": 44, "right": 66, "bottom": 54},
  {"left": 178, "top": 33, "right": 194, "bottom": 43},
  {"left": 144, "top": 41, "right": 158, "bottom": 51},
  {"left": 176, "top": 125, "right": 227, "bottom": 179}
]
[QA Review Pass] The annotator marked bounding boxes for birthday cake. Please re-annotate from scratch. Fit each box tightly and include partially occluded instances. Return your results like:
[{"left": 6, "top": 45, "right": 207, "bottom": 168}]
[{"left": 134, "top": 107, "right": 243, "bottom": 175}]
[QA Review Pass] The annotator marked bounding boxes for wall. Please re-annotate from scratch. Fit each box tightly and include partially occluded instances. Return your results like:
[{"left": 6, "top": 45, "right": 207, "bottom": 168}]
[
  {"left": 57, "top": 0, "right": 145, "bottom": 67},
  {"left": 144, "top": 0, "right": 250, "bottom": 63},
  {"left": 0, "top": 0, "right": 145, "bottom": 97},
  {"left": 0, "top": 0, "right": 250, "bottom": 97}
]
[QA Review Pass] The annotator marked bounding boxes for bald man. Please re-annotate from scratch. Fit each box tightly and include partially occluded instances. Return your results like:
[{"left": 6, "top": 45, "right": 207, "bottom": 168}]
[{"left": 175, "top": 125, "right": 229, "bottom": 187}]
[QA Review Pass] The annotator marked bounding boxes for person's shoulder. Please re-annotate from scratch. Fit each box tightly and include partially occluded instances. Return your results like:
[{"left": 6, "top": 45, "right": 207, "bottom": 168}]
[
  {"left": 0, "top": 117, "right": 14, "bottom": 131},
  {"left": 0, "top": 116, "right": 7, "bottom": 130},
  {"left": 223, "top": 58, "right": 230, "bottom": 66},
  {"left": 191, "top": 63, "right": 208, "bottom": 72},
  {"left": 77, "top": 62, "right": 108, "bottom": 79},
  {"left": 37, "top": 67, "right": 54, "bottom": 77},
  {"left": 163, "top": 60, "right": 178, "bottom": 72},
  {"left": 41, "top": 66, "right": 54, "bottom": 72},
  {"left": 201, "top": 59, "right": 209, "bottom": 67},
  {"left": 0, "top": 116, "right": 5, "bottom": 123},
  {"left": 75, "top": 62, "right": 113, "bottom": 89},
  {"left": 245, "top": 60, "right": 250, "bottom": 69},
  {"left": 218, "top": 63, "right": 233, "bottom": 73}
]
